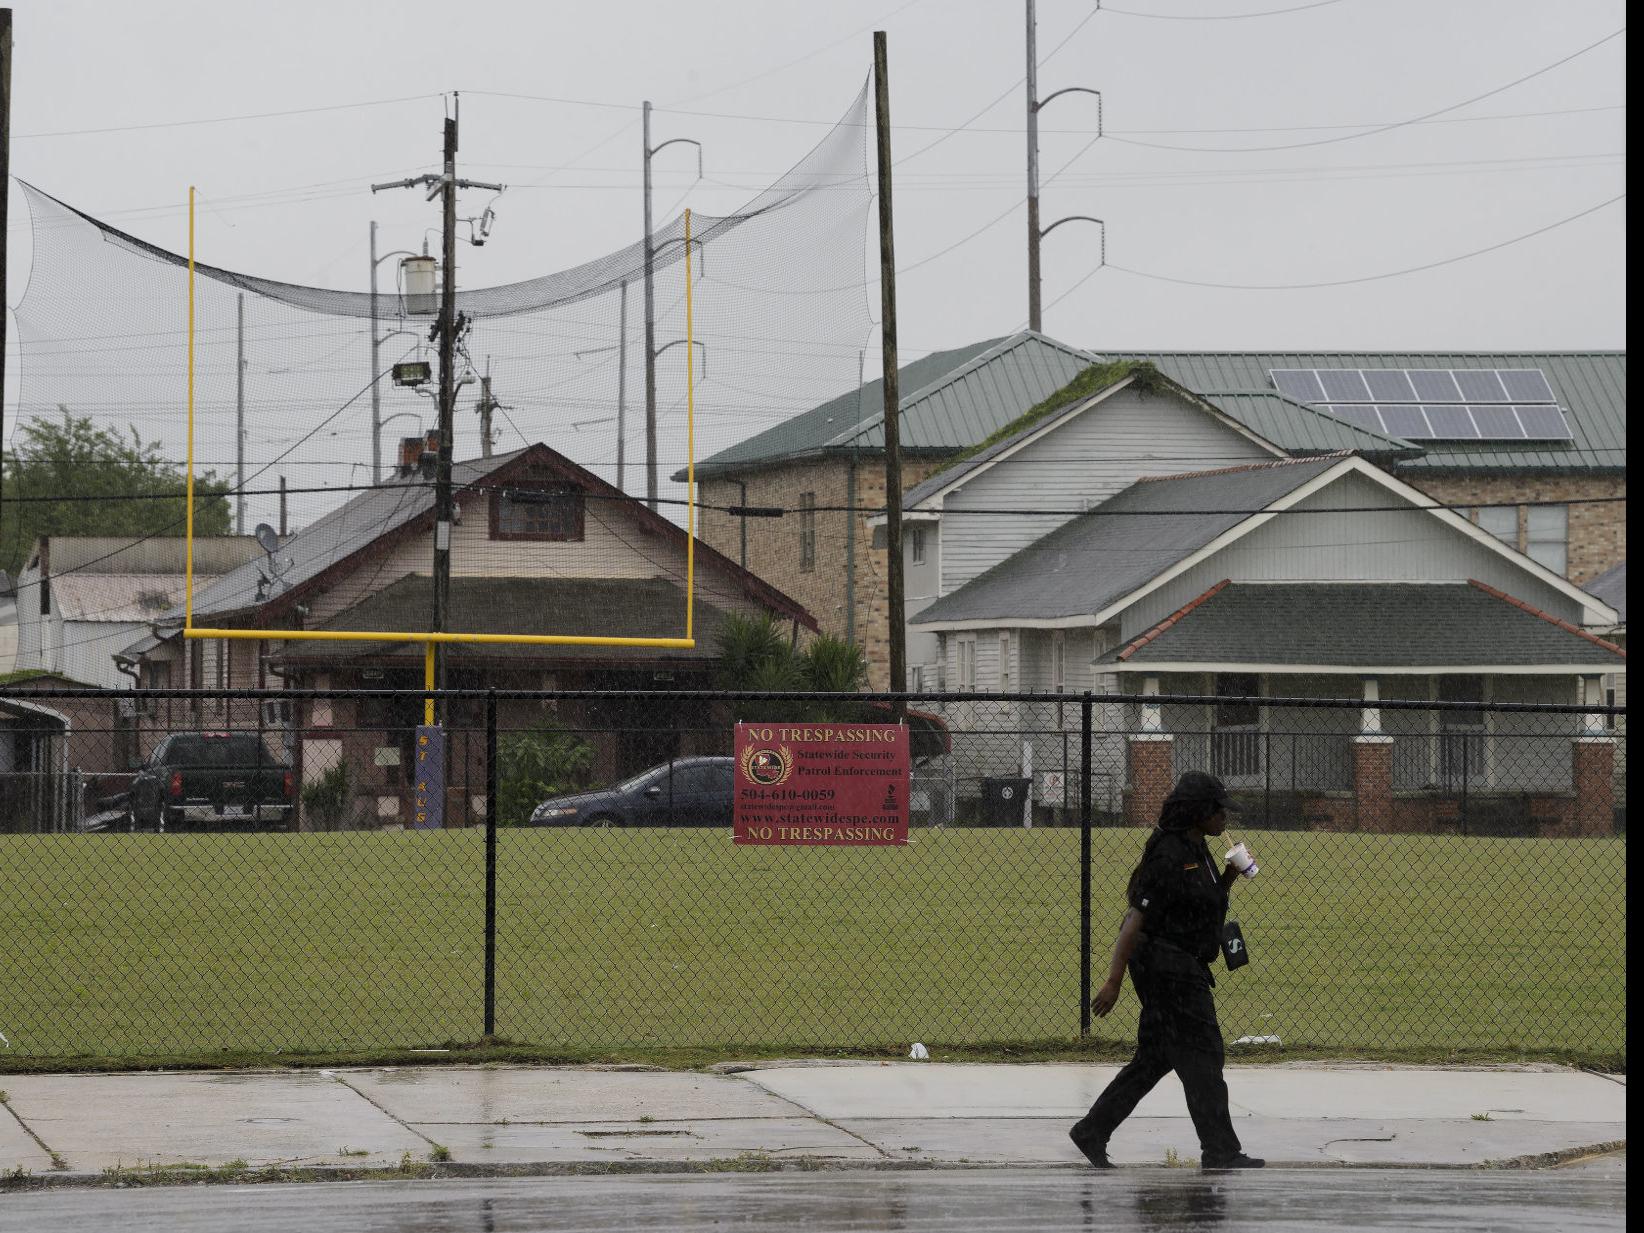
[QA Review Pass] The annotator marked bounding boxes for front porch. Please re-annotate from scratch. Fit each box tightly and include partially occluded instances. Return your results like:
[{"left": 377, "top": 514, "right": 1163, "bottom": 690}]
[{"left": 1118, "top": 670, "right": 1621, "bottom": 838}]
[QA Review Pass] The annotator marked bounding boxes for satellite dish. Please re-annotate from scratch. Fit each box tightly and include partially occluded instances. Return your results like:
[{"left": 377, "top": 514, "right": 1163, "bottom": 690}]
[{"left": 254, "top": 523, "right": 280, "bottom": 556}]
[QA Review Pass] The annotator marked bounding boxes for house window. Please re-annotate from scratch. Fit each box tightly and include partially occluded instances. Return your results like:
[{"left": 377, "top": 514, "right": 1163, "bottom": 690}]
[
  {"left": 491, "top": 483, "right": 584, "bottom": 541},
  {"left": 956, "top": 635, "right": 976, "bottom": 691},
  {"left": 1051, "top": 631, "right": 1067, "bottom": 694},
  {"left": 1525, "top": 504, "right": 1568, "bottom": 576},
  {"left": 798, "top": 492, "right": 816, "bottom": 572},
  {"left": 1604, "top": 684, "right": 1618, "bottom": 731},
  {"left": 998, "top": 632, "right": 1013, "bottom": 692},
  {"left": 1473, "top": 505, "right": 1518, "bottom": 547},
  {"left": 910, "top": 525, "right": 925, "bottom": 566}
]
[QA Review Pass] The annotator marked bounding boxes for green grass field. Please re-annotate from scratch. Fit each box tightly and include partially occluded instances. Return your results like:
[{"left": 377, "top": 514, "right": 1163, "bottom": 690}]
[{"left": 0, "top": 828, "right": 1624, "bottom": 1066}]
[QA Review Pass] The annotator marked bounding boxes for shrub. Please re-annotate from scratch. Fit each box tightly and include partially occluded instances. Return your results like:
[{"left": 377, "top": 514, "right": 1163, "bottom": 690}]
[{"left": 497, "top": 724, "right": 594, "bottom": 826}]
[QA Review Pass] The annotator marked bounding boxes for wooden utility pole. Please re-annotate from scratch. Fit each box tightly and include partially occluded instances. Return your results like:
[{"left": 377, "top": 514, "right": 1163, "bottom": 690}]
[
  {"left": 874, "top": 31, "right": 906, "bottom": 709},
  {"left": 432, "top": 114, "right": 458, "bottom": 697},
  {"left": 1, "top": 10, "right": 13, "bottom": 496}
]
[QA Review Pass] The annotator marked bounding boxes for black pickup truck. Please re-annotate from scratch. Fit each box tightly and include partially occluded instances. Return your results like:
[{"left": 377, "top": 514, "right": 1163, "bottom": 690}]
[{"left": 127, "top": 733, "right": 294, "bottom": 832}]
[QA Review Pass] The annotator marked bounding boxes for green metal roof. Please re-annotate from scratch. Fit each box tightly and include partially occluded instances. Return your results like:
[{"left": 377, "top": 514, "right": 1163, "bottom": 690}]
[
  {"left": 684, "top": 331, "right": 1096, "bottom": 478},
  {"left": 1193, "top": 390, "right": 1419, "bottom": 459},
  {"left": 1109, "top": 351, "right": 1626, "bottom": 472}
]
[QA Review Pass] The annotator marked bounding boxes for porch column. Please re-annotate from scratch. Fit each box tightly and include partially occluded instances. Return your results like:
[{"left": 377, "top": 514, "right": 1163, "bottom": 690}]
[
  {"left": 1353, "top": 676, "right": 1395, "bottom": 833},
  {"left": 1568, "top": 675, "right": 1615, "bottom": 838},
  {"left": 1127, "top": 675, "right": 1173, "bottom": 827}
]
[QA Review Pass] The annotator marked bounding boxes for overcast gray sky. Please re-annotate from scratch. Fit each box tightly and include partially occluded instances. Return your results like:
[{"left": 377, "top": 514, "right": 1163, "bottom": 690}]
[{"left": 2, "top": 0, "right": 1627, "bottom": 447}]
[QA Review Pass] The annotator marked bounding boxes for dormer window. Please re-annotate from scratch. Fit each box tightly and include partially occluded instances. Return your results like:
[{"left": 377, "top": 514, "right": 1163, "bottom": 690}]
[{"left": 490, "top": 482, "right": 585, "bottom": 542}]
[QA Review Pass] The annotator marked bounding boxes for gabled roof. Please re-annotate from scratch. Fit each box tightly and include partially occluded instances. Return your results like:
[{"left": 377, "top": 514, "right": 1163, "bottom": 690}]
[
  {"left": 896, "top": 368, "right": 1423, "bottom": 514},
  {"left": 275, "top": 576, "right": 741, "bottom": 662},
  {"left": 1102, "top": 580, "right": 1627, "bottom": 672},
  {"left": 684, "top": 331, "right": 1097, "bottom": 478},
  {"left": 178, "top": 444, "right": 815, "bottom": 629},
  {"left": 911, "top": 452, "right": 1619, "bottom": 631},
  {"left": 1584, "top": 560, "right": 1626, "bottom": 626},
  {"left": 1108, "top": 351, "right": 1625, "bottom": 472},
  {"left": 1192, "top": 391, "right": 1419, "bottom": 459},
  {"left": 910, "top": 456, "right": 1342, "bottom": 628},
  {"left": 181, "top": 447, "right": 534, "bottom": 621}
]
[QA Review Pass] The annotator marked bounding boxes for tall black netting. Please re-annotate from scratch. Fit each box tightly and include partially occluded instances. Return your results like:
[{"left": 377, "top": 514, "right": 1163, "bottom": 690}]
[{"left": 8, "top": 85, "right": 872, "bottom": 643}]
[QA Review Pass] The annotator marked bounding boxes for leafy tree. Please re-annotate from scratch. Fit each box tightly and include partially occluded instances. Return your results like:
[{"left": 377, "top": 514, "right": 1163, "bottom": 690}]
[{"left": 0, "top": 412, "right": 233, "bottom": 576}]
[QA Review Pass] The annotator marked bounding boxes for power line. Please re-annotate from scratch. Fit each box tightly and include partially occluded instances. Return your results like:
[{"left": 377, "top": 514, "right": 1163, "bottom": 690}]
[
  {"left": 1097, "top": 192, "right": 1624, "bottom": 292},
  {"left": 1111, "top": 27, "right": 1628, "bottom": 153},
  {"left": 13, "top": 94, "right": 442, "bottom": 140},
  {"left": 1100, "top": 0, "right": 1352, "bottom": 19}
]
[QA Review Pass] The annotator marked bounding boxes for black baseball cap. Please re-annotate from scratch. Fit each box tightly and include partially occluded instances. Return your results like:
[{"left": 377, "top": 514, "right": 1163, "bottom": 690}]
[{"left": 1164, "top": 770, "right": 1241, "bottom": 812}]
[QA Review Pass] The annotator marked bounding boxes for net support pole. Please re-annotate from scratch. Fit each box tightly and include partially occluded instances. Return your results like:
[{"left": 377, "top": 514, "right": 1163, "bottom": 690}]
[
  {"left": 185, "top": 185, "right": 197, "bottom": 628},
  {"left": 0, "top": 9, "right": 12, "bottom": 503},
  {"left": 684, "top": 208, "right": 696, "bottom": 641},
  {"left": 641, "top": 101, "right": 657, "bottom": 512},
  {"left": 874, "top": 31, "right": 906, "bottom": 712}
]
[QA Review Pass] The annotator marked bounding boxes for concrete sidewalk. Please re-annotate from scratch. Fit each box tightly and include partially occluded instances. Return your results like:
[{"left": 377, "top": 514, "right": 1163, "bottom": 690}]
[{"left": 0, "top": 1062, "right": 1625, "bottom": 1182}]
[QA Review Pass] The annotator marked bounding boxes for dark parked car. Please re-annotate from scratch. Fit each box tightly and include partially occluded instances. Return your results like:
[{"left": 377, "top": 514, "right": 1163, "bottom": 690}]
[
  {"left": 529, "top": 756, "right": 734, "bottom": 828},
  {"left": 127, "top": 732, "right": 294, "bottom": 832}
]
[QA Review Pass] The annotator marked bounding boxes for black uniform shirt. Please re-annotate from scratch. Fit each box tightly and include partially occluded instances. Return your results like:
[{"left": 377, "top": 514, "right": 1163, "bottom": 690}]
[{"left": 1128, "top": 829, "right": 1229, "bottom": 964}]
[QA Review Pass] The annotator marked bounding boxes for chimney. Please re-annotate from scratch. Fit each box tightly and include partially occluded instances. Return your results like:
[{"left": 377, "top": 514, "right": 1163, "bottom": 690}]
[{"left": 398, "top": 436, "right": 423, "bottom": 477}]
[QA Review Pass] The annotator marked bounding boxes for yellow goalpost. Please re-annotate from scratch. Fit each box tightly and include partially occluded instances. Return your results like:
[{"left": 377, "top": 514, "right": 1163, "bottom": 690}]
[{"left": 181, "top": 188, "right": 700, "bottom": 718}]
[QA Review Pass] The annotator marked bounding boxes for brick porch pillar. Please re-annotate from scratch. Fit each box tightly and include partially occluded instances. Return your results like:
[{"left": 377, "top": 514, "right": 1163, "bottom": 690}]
[
  {"left": 1353, "top": 736, "right": 1394, "bottom": 833},
  {"left": 1569, "top": 738, "right": 1616, "bottom": 838},
  {"left": 1128, "top": 737, "right": 1174, "bottom": 827}
]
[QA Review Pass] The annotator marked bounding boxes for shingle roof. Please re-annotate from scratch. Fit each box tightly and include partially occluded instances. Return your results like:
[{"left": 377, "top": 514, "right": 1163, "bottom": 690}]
[
  {"left": 685, "top": 331, "right": 1097, "bottom": 478},
  {"left": 1103, "top": 581, "right": 1626, "bottom": 668},
  {"left": 1582, "top": 560, "right": 1626, "bottom": 625},
  {"left": 276, "top": 575, "right": 735, "bottom": 662},
  {"left": 1108, "top": 351, "right": 1625, "bottom": 472},
  {"left": 909, "top": 456, "right": 1342, "bottom": 627}
]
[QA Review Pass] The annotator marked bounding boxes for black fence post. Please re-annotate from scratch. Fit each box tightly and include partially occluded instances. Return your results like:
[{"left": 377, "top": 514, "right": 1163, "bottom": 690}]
[
  {"left": 484, "top": 688, "right": 498, "bottom": 1039},
  {"left": 1080, "top": 692, "right": 1093, "bottom": 1037}
]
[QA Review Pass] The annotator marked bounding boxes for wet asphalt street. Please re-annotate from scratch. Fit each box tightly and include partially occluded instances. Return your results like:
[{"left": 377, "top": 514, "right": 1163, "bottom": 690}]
[{"left": 0, "top": 1167, "right": 1626, "bottom": 1233}]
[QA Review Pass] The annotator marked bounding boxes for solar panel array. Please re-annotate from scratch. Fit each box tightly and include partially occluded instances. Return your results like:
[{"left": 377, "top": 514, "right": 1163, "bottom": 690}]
[{"left": 1268, "top": 368, "right": 1573, "bottom": 442}]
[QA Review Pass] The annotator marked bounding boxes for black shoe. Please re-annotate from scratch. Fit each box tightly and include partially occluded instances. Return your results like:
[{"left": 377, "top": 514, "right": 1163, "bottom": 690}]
[
  {"left": 1069, "top": 1127, "right": 1115, "bottom": 1169},
  {"left": 1202, "top": 1152, "right": 1265, "bottom": 1170}
]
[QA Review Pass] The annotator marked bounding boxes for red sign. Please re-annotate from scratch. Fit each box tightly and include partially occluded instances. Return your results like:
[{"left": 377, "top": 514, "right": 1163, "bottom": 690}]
[{"left": 734, "top": 722, "right": 909, "bottom": 845}]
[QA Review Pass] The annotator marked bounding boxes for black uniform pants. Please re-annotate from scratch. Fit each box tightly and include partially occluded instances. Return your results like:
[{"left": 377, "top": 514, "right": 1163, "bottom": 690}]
[{"left": 1073, "top": 946, "right": 1242, "bottom": 1162}]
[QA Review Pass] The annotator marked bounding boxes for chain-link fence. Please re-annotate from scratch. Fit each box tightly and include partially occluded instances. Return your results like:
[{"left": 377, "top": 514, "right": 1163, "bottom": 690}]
[{"left": 0, "top": 685, "right": 1625, "bottom": 1063}]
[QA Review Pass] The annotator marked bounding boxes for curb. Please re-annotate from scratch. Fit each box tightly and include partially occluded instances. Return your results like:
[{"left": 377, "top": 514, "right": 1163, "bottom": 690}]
[{"left": 0, "top": 1140, "right": 1624, "bottom": 1192}]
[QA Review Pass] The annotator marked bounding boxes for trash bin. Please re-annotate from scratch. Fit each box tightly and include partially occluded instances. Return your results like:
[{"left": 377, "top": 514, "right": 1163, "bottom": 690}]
[{"left": 979, "top": 777, "right": 1031, "bottom": 827}]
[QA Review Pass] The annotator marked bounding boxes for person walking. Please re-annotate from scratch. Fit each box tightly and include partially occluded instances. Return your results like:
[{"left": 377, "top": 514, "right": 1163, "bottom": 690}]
[{"left": 1070, "top": 770, "right": 1264, "bottom": 1170}]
